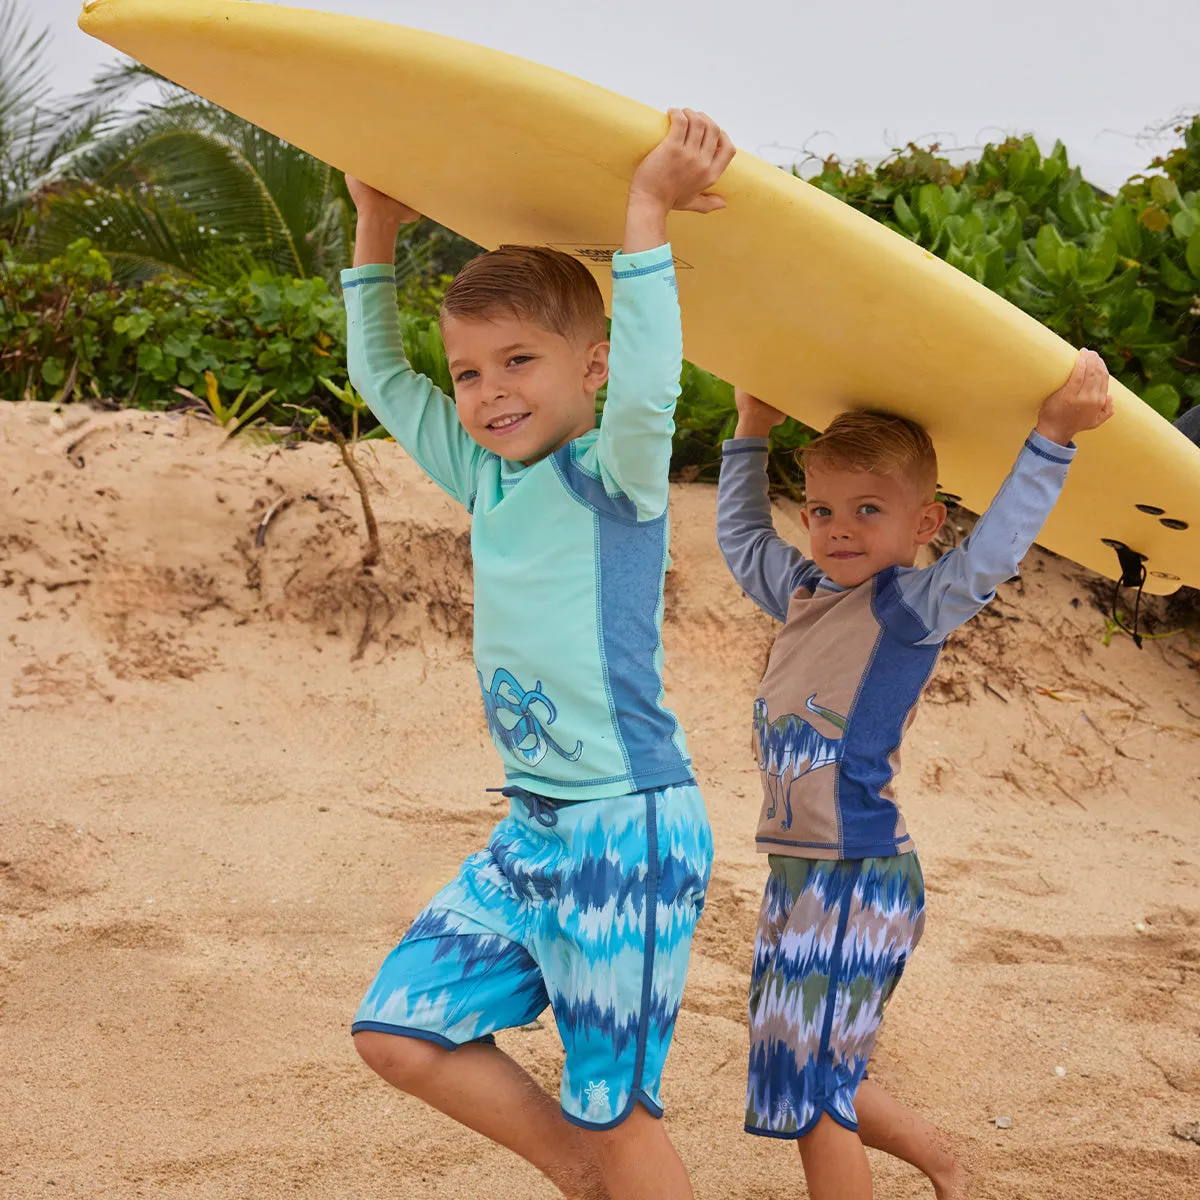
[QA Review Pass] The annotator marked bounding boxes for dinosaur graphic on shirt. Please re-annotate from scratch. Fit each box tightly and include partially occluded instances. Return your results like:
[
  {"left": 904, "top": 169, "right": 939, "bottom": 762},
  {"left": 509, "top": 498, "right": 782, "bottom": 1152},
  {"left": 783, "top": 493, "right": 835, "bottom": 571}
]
[
  {"left": 753, "top": 695, "right": 847, "bottom": 831},
  {"left": 479, "top": 667, "right": 584, "bottom": 768}
]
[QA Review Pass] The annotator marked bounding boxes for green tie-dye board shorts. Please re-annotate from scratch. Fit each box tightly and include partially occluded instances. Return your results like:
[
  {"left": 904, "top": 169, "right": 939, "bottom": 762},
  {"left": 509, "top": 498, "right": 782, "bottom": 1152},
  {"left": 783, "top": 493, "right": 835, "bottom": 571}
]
[{"left": 745, "top": 853, "right": 925, "bottom": 1138}]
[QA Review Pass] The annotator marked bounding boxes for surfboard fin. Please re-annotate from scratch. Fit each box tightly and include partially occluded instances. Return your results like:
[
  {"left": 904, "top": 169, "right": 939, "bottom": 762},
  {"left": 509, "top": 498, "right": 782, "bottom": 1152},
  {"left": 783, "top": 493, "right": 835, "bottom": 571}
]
[{"left": 1101, "top": 539, "right": 1148, "bottom": 650}]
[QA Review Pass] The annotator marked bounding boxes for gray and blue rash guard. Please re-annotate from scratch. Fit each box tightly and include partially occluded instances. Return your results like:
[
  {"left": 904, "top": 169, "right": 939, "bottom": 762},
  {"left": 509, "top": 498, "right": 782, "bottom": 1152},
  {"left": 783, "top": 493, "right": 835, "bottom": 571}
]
[
  {"left": 342, "top": 244, "right": 692, "bottom": 800},
  {"left": 717, "top": 431, "right": 1075, "bottom": 859}
]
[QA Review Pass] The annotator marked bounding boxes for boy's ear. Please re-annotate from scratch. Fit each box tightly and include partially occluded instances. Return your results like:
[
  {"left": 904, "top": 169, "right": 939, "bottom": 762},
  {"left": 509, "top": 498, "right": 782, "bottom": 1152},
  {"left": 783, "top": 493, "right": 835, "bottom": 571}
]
[
  {"left": 800, "top": 508, "right": 811, "bottom": 532},
  {"left": 914, "top": 500, "right": 947, "bottom": 545},
  {"left": 583, "top": 341, "right": 610, "bottom": 395}
]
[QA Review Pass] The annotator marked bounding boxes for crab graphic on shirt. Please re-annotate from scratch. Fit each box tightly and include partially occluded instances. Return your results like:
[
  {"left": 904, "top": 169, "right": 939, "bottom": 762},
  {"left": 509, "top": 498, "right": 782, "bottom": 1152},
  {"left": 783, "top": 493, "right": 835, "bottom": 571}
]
[
  {"left": 478, "top": 667, "right": 584, "bottom": 768},
  {"left": 753, "top": 695, "right": 847, "bottom": 831}
]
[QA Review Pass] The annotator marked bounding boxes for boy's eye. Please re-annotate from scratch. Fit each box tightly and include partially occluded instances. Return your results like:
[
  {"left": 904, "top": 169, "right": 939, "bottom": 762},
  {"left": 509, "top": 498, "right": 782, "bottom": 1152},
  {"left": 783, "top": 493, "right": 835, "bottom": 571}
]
[
  {"left": 507, "top": 355, "right": 533, "bottom": 367},
  {"left": 811, "top": 506, "right": 831, "bottom": 518},
  {"left": 454, "top": 369, "right": 479, "bottom": 384},
  {"left": 858, "top": 504, "right": 880, "bottom": 515}
]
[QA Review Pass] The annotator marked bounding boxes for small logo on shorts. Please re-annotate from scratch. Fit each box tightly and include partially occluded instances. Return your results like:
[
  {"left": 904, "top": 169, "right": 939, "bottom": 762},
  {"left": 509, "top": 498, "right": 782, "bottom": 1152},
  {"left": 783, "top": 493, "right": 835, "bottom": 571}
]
[{"left": 585, "top": 1080, "right": 611, "bottom": 1111}]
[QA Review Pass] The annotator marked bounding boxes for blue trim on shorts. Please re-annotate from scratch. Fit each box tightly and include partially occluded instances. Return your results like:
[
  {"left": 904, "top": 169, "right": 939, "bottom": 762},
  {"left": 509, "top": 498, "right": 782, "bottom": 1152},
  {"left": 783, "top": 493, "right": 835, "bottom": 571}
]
[
  {"left": 560, "top": 789, "right": 662, "bottom": 1132},
  {"left": 350, "top": 1020, "right": 496, "bottom": 1048},
  {"left": 563, "top": 1092, "right": 664, "bottom": 1131},
  {"left": 744, "top": 1106, "right": 860, "bottom": 1140}
]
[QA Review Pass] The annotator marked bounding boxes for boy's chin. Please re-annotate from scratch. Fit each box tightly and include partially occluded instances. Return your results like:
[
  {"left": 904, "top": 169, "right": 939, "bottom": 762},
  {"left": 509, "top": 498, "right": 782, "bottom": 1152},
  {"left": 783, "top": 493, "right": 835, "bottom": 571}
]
[
  {"left": 816, "top": 556, "right": 877, "bottom": 588},
  {"left": 477, "top": 429, "right": 556, "bottom": 465}
]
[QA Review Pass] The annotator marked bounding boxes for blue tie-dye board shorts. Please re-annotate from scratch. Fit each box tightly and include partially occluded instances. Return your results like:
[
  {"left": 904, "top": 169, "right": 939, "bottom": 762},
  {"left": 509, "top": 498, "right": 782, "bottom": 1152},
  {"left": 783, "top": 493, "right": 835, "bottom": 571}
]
[
  {"left": 353, "top": 783, "right": 713, "bottom": 1130},
  {"left": 745, "top": 853, "right": 926, "bottom": 1138}
]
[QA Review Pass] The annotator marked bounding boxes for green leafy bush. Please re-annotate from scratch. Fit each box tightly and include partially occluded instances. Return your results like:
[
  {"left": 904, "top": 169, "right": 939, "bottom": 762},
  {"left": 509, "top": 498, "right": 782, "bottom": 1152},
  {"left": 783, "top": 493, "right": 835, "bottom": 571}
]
[
  {"left": 808, "top": 119, "right": 1200, "bottom": 420},
  {"left": 0, "top": 237, "right": 348, "bottom": 410}
]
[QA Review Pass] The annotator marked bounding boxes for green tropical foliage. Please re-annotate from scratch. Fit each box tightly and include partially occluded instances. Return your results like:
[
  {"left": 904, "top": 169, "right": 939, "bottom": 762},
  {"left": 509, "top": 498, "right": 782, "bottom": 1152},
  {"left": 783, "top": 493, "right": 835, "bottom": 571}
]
[
  {"left": 0, "top": 0, "right": 1196, "bottom": 487},
  {"left": 807, "top": 125, "right": 1200, "bottom": 421}
]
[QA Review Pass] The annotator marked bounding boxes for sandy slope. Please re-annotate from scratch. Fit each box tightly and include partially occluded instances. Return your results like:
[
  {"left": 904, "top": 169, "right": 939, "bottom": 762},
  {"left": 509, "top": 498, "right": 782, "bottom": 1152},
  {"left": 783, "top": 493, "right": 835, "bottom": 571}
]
[{"left": 2, "top": 401, "right": 1198, "bottom": 1199}]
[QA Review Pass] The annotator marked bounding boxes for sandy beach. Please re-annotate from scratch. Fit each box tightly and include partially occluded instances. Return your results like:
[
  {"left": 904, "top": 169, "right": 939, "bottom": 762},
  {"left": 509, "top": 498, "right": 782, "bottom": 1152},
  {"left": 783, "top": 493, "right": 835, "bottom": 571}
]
[{"left": 2, "top": 400, "right": 1198, "bottom": 1199}]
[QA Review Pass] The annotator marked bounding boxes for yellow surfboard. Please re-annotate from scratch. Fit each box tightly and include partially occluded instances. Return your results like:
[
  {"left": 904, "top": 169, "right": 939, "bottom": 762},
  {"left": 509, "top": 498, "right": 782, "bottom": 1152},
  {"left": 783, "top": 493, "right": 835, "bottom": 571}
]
[{"left": 79, "top": 0, "right": 1200, "bottom": 592}]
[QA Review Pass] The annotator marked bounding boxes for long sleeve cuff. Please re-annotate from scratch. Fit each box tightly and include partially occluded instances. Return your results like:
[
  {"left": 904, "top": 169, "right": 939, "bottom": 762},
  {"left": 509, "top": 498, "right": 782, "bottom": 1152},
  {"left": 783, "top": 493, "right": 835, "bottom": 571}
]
[
  {"left": 341, "top": 264, "right": 396, "bottom": 290},
  {"left": 1023, "top": 428, "right": 1077, "bottom": 465},
  {"left": 723, "top": 436, "right": 770, "bottom": 455},
  {"left": 611, "top": 243, "right": 675, "bottom": 277}
]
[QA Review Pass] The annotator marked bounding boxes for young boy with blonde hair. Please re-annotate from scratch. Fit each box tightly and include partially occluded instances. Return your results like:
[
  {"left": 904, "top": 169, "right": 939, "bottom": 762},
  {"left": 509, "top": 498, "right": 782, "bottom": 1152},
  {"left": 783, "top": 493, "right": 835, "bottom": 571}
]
[
  {"left": 719, "top": 351, "right": 1113, "bottom": 1199},
  {"left": 342, "top": 109, "right": 734, "bottom": 1200}
]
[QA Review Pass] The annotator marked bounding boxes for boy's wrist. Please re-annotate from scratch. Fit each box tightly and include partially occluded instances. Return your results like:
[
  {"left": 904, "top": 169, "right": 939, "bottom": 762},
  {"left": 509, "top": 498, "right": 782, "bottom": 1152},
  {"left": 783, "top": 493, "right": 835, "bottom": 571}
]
[
  {"left": 1034, "top": 420, "right": 1074, "bottom": 447},
  {"left": 622, "top": 191, "right": 670, "bottom": 254},
  {"left": 733, "top": 420, "right": 774, "bottom": 441},
  {"left": 352, "top": 215, "right": 401, "bottom": 268}
]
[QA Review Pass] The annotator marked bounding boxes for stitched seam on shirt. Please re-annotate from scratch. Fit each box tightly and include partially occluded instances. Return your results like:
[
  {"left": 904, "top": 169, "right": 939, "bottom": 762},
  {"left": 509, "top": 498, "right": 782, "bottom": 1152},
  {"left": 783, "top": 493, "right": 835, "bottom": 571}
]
[
  {"left": 875, "top": 569, "right": 936, "bottom": 644},
  {"left": 551, "top": 452, "right": 659, "bottom": 528},
  {"left": 722, "top": 445, "right": 768, "bottom": 456},
  {"left": 574, "top": 441, "right": 664, "bottom": 524},
  {"left": 756, "top": 836, "right": 842, "bottom": 850},
  {"left": 342, "top": 275, "right": 395, "bottom": 289},
  {"left": 594, "top": 511, "right": 633, "bottom": 780},
  {"left": 505, "top": 771, "right": 636, "bottom": 788},
  {"left": 653, "top": 522, "right": 688, "bottom": 761},
  {"left": 1022, "top": 437, "right": 1073, "bottom": 465},
  {"left": 836, "top": 620, "right": 887, "bottom": 857},
  {"left": 612, "top": 259, "right": 673, "bottom": 279}
]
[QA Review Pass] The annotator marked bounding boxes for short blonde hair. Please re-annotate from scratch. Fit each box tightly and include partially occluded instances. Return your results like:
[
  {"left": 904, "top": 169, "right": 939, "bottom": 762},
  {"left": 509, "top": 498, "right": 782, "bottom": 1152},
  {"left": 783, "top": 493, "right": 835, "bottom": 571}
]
[
  {"left": 801, "top": 410, "right": 938, "bottom": 501},
  {"left": 441, "top": 245, "right": 606, "bottom": 344}
]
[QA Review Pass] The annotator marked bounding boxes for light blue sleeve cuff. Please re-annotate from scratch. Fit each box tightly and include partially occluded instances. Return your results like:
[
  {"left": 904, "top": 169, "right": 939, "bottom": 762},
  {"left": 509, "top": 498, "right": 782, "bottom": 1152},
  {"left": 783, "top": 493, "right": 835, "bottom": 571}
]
[
  {"left": 1024, "top": 428, "right": 1077, "bottom": 464},
  {"left": 611, "top": 243, "right": 674, "bottom": 278},
  {"left": 341, "top": 264, "right": 396, "bottom": 290}
]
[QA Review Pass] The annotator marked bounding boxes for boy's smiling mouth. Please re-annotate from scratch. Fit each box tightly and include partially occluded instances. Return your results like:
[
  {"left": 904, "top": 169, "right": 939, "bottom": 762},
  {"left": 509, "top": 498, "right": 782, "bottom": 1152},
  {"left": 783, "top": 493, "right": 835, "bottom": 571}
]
[{"left": 486, "top": 412, "right": 531, "bottom": 434}]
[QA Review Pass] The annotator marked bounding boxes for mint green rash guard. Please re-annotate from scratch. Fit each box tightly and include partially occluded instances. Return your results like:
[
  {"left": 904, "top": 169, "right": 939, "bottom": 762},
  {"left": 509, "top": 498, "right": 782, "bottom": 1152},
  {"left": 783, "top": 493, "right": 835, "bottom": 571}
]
[{"left": 342, "top": 244, "right": 693, "bottom": 800}]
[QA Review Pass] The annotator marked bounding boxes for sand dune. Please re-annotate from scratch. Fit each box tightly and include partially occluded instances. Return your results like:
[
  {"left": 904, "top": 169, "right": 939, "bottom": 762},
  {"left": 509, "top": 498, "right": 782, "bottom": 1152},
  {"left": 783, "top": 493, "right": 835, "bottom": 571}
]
[{"left": 2, "top": 401, "right": 1198, "bottom": 1198}]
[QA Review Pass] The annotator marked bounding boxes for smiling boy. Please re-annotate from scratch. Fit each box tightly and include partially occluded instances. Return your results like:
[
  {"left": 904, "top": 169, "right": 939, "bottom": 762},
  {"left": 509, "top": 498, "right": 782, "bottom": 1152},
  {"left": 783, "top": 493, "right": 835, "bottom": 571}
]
[
  {"left": 341, "top": 110, "right": 734, "bottom": 1200},
  {"left": 718, "top": 352, "right": 1113, "bottom": 1200}
]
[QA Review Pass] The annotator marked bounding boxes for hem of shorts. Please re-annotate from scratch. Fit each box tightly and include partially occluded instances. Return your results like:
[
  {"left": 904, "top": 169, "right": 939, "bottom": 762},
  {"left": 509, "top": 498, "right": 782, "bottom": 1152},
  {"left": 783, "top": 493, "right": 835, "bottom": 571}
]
[
  {"left": 349, "top": 1021, "right": 495, "bottom": 1048},
  {"left": 563, "top": 1091, "right": 664, "bottom": 1131},
  {"left": 756, "top": 839, "right": 915, "bottom": 860},
  {"left": 502, "top": 769, "right": 695, "bottom": 801},
  {"left": 744, "top": 1105, "right": 860, "bottom": 1140}
]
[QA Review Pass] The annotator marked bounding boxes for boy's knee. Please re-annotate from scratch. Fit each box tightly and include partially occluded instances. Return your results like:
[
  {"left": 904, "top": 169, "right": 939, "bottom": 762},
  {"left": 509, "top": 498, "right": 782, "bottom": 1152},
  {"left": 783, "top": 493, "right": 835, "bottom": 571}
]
[
  {"left": 353, "top": 1029, "right": 444, "bottom": 1092},
  {"left": 580, "top": 1100, "right": 660, "bottom": 1160}
]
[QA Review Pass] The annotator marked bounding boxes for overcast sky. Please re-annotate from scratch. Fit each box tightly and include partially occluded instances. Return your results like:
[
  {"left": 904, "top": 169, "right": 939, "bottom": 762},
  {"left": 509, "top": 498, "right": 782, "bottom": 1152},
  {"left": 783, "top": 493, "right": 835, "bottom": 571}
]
[{"left": 40, "top": 0, "right": 1200, "bottom": 190}]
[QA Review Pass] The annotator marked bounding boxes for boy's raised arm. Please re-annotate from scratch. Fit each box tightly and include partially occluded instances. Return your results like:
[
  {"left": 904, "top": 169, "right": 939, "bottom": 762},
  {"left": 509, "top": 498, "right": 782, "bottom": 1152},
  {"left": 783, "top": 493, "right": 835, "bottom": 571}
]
[
  {"left": 596, "top": 110, "right": 735, "bottom": 521},
  {"left": 718, "top": 390, "right": 825, "bottom": 622},
  {"left": 343, "top": 179, "right": 486, "bottom": 509},
  {"left": 884, "top": 349, "right": 1113, "bottom": 643}
]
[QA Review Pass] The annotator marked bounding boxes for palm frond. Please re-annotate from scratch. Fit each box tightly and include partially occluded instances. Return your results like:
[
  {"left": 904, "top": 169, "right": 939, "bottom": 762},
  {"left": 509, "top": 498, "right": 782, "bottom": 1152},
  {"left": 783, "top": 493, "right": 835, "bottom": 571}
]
[
  {"left": 0, "top": 0, "right": 49, "bottom": 138},
  {"left": 31, "top": 183, "right": 240, "bottom": 285}
]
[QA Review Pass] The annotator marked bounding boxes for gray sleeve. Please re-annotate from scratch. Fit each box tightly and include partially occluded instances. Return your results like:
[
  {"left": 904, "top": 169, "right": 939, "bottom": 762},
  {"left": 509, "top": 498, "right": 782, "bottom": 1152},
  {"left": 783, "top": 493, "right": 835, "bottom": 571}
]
[
  {"left": 880, "top": 430, "right": 1076, "bottom": 644},
  {"left": 716, "top": 437, "right": 826, "bottom": 623}
]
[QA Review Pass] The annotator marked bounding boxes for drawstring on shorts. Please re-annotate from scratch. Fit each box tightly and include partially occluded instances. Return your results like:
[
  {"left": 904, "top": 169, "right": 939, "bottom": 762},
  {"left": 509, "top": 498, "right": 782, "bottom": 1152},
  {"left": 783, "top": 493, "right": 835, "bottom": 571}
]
[{"left": 486, "top": 785, "right": 565, "bottom": 827}]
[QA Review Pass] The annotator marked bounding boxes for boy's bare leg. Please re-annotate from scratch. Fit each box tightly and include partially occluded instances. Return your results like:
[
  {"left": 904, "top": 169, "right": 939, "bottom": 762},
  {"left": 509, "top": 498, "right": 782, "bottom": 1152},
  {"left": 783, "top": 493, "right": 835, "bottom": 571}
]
[
  {"left": 355, "top": 1031, "right": 608, "bottom": 1199},
  {"left": 583, "top": 1104, "right": 693, "bottom": 1200},
  {"left": 356, "top": 1033, "right": 693, "bottom": 1199},
  {"left": 855, "top": 1079, "right": 966, "bottom": 1199},
  {"left": 796, "top": 1113, "right": 873, "bottom": 1200}
]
